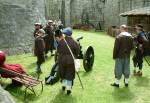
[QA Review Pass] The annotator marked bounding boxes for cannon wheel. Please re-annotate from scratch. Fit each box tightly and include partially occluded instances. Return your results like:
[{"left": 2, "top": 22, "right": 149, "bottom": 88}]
[{"left": 83, "top": 46, "right": 94, "bottom": 72}]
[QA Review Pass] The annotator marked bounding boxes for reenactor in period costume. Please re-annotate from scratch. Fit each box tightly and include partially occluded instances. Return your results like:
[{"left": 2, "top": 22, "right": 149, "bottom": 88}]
[
  {"left": 111, "top": 25, "right": 133, "bottom": 88},
  {"left": 44, "top": 20, "right": 55, "bottom": 57},
  {"left": 132, "top": 24, "right": 149, "bottom": 76},
  {"left": 34, "top": 29, "right": 45, "bottom": 73},
  {"left": 33, "top": 23, "right": 43, "bottom": 38},
  {"left": 53, "top": 20, "right": 58, "bottom": 31},
  {"left": 54, "top": 29, "right": 63, "bottom": 49},
  {"left": 57, "top": 27, "right": 80, "bottom": 95},
  {"left": 57, "top": 20, "right": 63, "bottom": 30}
]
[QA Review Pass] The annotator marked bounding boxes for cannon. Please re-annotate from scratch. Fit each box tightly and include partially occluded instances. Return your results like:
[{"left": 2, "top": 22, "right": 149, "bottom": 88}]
[
  {"left": 76, "top": 36, "right": 95, "bottom": 72},
  {"left": 45, "top": 36, "right": 94, "bottom": 85}
]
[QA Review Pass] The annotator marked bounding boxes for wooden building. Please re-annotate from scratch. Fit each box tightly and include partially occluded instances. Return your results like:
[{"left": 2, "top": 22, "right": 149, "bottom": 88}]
[
  {"left": 120, "top": 7, "right": 150, "bottom": 32},
  {"left": 120, "top": 7, "right": 150, "bottom": 55}
]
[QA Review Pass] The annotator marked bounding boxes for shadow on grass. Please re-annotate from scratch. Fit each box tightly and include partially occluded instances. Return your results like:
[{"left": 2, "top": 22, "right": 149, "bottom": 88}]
[
  {"left": 27, "top": 71, "right": 38, "bottom": 78},
  {"left": 27, "top": 72, "right": 45, "bottom": 80},
  {"left": 26, "top": 55, "right": 53, "bottom": 71},
  {"left": 135, "top": 76, "right": 150, "bottom": 87},
  {"left": 45, "top": 56, "right": 53, "bottom": 62},
  {"left": 80, "top": 70, "right": 92, "bottom": 77},
  {"left": 112, "top": 87, "right": 134, "bottom": 102},
  {"left": 6, "top": 84, "right": 38, "bottom": 103},
  {"left": 26, "top": 63, "right": 35, "bottom": 70},
  {"left": 50, "top": 90, "right": 77, "bottom": 103}
]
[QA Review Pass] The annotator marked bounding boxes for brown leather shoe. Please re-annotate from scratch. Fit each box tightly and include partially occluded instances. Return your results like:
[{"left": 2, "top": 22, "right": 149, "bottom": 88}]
[
  {"left": 67, "top": 90, "right": 71, "bottom": 95},
  {"left": 133, "top": 70, "right": 137, "bottom": 76},
  {"left": 111, "top": 83, "right": 119, "bottom": 88},
  {"left": 62, "top": 86, "right": 66, "bottom": 91},
  {"left": 137, "top": 71, "right": 142, "bottom": 76}
]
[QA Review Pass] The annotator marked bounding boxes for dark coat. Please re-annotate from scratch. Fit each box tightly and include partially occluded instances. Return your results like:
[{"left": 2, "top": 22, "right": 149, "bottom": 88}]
[
  {"left": 113, "top": 32, "right": 134, "bottom": 59},
  {"left": 137, "top": 31, "right": 149, "bottom": 51},
  {"left": 57, "top": 36, "right": 80, "bottom": 80},
  {"left": 44, "top": 25, "right": 54, "bottom": 52},
  {"left": 34, "top": 36, "right": 45, "bottom": 64},
  {"left": 33, "top": 29, "right": 40, "bottom": 38}
]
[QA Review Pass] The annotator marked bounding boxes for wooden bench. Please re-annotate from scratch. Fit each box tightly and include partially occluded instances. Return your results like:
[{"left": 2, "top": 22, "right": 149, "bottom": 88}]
[{"left": 0, "top": 67, "right": 43, "bottom": 100}]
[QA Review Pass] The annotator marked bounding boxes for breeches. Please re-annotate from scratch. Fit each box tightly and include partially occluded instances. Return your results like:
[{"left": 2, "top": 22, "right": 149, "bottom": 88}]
[{"left": 115, "top": 58, "right": 130, "bottom": 79}]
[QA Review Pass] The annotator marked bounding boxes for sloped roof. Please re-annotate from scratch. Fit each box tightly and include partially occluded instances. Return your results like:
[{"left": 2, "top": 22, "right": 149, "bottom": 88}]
[{"left": 120, "top": 6, "right": 150, "bottom": 16}]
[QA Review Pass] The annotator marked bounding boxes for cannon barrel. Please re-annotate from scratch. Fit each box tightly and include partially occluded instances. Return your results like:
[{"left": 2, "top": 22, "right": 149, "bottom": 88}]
[{"left": 76, "top": 36, "right": 83, "bottom": 42}]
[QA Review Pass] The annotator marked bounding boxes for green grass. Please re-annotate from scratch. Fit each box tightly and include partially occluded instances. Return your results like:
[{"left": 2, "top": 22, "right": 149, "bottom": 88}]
[{"left": 2, "top": 30, "right": 150, "bottom": 103}]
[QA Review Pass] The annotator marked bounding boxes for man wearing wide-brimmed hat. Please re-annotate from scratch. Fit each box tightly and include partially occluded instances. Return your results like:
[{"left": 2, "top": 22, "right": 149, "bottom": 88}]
[
  {"left": 33, "top": 23, "right": 43, "bottom": 38},
  {"left": 34, "top": 29, "right": 45, "bottom": 74},
  {"left": 43, "top": 20, "right": 55, "bottom": 57}
]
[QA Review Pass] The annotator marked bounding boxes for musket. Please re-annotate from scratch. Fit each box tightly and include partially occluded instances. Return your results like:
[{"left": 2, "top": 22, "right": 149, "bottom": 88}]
[
  {"left": 129, "top": 26, "right": 150, "bottom": 67},
  {"left": 144, "top": 56, "right": 150, "bottom": 66},
  {"left": 76, "top": 72, "right": 84, "bottom": 90}
]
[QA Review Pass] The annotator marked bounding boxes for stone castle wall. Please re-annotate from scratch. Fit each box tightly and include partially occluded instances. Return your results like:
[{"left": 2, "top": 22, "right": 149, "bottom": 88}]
[
  {"left": 0, "top": 0, "right": 46, "bottom": 55},
  {"left": 1, "top": 0, "right": 150, "bottom": 54}
]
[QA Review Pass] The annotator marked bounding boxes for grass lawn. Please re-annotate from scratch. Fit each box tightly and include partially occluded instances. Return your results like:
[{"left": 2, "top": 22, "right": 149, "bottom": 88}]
[{"left": 2, "top": 30, "right": 150, "bottom": 103}]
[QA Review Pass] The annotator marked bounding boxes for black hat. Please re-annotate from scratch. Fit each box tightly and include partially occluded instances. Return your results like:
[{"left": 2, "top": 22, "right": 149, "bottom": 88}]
[{"left": 55, "top": 29, "right": 62, "bottom": 37}]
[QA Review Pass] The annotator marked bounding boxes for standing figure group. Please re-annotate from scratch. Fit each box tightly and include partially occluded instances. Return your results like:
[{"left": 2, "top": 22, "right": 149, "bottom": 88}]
[
  {"left": 111, "top": 24, "right": 149, "bottom": 88},
  {"left": 33, "top": 21, "right": 149, "bottom": 94},
  {"left": 33, "top": 20, "right": 63, "bottom": 74},
  {"left": 33, "top": 20, "right": 80, "bottom": 95}
]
